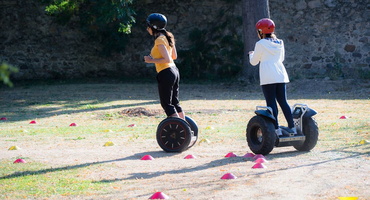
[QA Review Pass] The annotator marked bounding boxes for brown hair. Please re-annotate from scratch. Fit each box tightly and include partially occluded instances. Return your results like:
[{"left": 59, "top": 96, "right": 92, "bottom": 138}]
[
  {"left": 151, "top": 28, "right": 175, "bottom": 47},
  {"left": 264, "top": 33, "right": 277, "bottom": 39}
]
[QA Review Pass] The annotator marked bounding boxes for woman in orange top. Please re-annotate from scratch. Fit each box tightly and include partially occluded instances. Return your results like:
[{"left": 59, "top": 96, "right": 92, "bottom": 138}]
[{"left": 144, "top": 13, "right": 185, "bottom": 120}]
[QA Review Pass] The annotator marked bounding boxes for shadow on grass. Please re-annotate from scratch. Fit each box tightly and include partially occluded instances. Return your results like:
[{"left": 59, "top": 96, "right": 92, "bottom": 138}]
[
  {"left": 93, "top": 145, "right": 369, "bottom": 183},
  {"left": 0, "top": 150, "right": 246, "bottom": 183},
  {"left": 0, "top": 100, "right": 159, "bottom": 122},
  {"left": 94, "top": 157, "right": 247, "bottom": 183},
  {"left": 0, "top": 79, "right": 368, "bottom": 123},
  {"left": 0, "top": 80, "right": 260, "bottom": 123},
  {"left": 1, "top": 145, "right": 368, "bottom": 182},
  {"left": 0, "top": 150, "right": 176, "bottom": 180},
  {"left": 253, "top": 144, "right": 369, "bottom": 176}
]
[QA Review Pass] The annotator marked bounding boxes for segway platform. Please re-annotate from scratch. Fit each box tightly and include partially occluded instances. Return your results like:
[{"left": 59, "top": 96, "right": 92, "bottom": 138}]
[{"left": 246, "top": 104, "right": 319, "bottom": 155}]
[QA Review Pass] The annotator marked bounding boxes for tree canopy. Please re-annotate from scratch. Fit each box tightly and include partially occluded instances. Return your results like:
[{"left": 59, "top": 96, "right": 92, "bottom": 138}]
[{"left": 42, "top": 0, "right": 136, "bottom": 54}]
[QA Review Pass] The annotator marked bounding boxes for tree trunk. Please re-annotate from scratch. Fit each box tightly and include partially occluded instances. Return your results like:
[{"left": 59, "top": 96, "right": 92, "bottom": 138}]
[{"left": 240, "top": 0, "right": 270, "bottom": 83}]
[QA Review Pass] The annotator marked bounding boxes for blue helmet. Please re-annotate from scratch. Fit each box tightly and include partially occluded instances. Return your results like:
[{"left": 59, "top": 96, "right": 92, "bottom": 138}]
[{"left": 146, "top": 13, "right": 167, "bottom": 30}]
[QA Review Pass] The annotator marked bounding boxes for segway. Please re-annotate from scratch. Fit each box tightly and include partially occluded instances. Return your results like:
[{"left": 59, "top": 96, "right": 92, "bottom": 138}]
[
  {"left": 246, "top": 104, "right": 319, "bottom": 155},
  {"left": 156, "top": 116, "right": 198, "bottom": 152}
]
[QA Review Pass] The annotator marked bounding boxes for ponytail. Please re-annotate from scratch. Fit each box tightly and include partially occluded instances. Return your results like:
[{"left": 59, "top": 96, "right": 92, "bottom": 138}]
[
  {"left": 265, "top": 33, "right": 277, "bottom": 39},
  {"left": 152, "top": 28, "right": 175, "bottom": 47},
  {"left": 164, "top": 31, "right": 175, "bottom": 47}
]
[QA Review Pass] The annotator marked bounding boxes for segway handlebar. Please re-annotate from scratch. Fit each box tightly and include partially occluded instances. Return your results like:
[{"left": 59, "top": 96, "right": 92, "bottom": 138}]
[
  {"left": 254, "top": 106, "right": 276, "bottom": 121},
  {"left": 292, "top": 104, "right": 317, "bottom": 119}
]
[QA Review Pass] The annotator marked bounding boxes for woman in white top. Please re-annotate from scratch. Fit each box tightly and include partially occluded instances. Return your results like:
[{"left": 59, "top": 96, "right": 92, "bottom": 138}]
[{"left": 248, "top": 18, "right": 296, "bottom": 136}]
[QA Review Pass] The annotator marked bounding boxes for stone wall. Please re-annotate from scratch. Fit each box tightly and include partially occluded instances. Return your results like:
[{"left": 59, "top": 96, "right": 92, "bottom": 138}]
[
  {"left": 0, "top": 0, "right": 369, "bottom": 80},
  {"left": 0, "top": 0, "right": 135, "bottom": 79},
  {"left": 270, "top": 0, "right": 370, "bottom": 80}
]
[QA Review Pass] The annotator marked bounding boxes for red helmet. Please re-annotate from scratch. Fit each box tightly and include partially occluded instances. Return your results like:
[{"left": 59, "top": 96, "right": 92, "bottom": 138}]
[{"left": 255, "top": 18, "right": 275, "bottom": 34}]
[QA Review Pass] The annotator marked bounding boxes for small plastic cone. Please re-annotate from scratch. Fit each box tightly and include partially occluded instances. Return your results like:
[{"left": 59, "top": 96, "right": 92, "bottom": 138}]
[
  {"left": 254, "top": 158, "right": 268, "bottom": 163},
  {"left": 8, "top": 146, "right": 20, "bottom": 150},
  {"left": 128, "top": 124, "right": 136, "bottom": 127},
  {"left": 225, "top": 152, "right": 237, "bottom": 157},
  {"left": 69, "top": 123, "right": 77, "bottom": 126},
  {"left": 103, "top": 141, "right": 114, "bottom": 146},
  {"left": 184, "top": 154, "right": 196, "bottom": 159},
  {"left": 252, "top": 163, "right": 267, "bottom": 169},
  {"left": 0, "top": 117, "right": 7, "bottom": 120},
  {"left": 141, "top": 155, "right": 154, "bottom": 160},
  {"left": 359, "top": 139, "right": 369, "bottom": 145},
  {"left": 253, "top": 154, "right": 265, "bottom": 160},
  {"left": 102, "top": 129, "right": 113, "bottom": 133},
  {"left": 199, "top": 138, "right": 211, "bottom": 144},
  {"left": 339, "top": 116, "right": 347, "bottom": 119},
  {"left": 29, "top": 120, "right": 37, "bottom": 124},
  {"left": 13, "top": 159, "right": 27, "bottom": 163},
  {"left": 149, "top": 192, "right": 169, "bottom": 199},
  {"left": 337, "top": 197, "right": 359, "bottom": 200},
  {"left": 243, "top": 153, "right": 255, "bottom": 158},
  {"left": 221, "top": 173, "right": 237, "bottom": 179}
]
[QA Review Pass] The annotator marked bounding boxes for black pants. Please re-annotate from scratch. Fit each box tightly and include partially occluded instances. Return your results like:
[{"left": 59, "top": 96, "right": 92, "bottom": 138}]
[
  {"left": 261, "top": 83, "right": 294, "bottom": 129},
  {"left": 156, "top": 66, "right": 182, "bottom": 116}
]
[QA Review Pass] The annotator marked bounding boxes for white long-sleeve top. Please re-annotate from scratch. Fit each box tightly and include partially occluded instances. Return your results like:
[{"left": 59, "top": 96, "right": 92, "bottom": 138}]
[{"left": 249, "top": 38, "right": 289, "bottom": 85}]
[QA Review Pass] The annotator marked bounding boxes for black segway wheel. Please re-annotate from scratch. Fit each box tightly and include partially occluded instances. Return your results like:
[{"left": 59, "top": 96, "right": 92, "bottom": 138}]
[
  {"left": 246, "top": 115, "right": 276, "bottom": 155},
  {"left": 293, "top": 117, "right": 319, "bottom": 151},
  {"left": 185, "top": 116, "right": 198, "bottom": 148},
  {"left": 157, "top": 117, "right": 192, "bottom": 152},
  {"left": 185, "top": 116, "right": 198, "bottom": 136}
]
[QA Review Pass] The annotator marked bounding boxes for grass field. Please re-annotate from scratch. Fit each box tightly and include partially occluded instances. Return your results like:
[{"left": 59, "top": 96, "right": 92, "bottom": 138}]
[{"left": 0, "top": 79, "right": 369, "bottom": 199}]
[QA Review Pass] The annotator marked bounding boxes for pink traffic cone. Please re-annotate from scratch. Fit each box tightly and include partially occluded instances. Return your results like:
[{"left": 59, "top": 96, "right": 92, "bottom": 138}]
[
  {"left": 13, "top": 159, "right": 27, "bottom": 163},
  {"left": 225, "top": 152, "right": 237, "bottom": 157},
  {"left": 339, "top": 116, "right": 348, "bottom": 119},
  {"left": 149, "top": 192, "right": 170, "bottom": 199},
  {"left": 69, "top": 123, "right": 77, "bottom": 126},
  {"left": 0, "top": 117, "right": 7, "bottom": 120},
  {"left": 254, "top": 158, "right": 268, "bottom": 163},
  {"left": 128, "top": 124, "right": 136, "bottom": 127},
  {"left": 141, "top": 155, "right": 154, "bottom": 160},
  {"left": 253, "top": 154, "right": 265, "bottom": 160},
  {"left": 221, "top": 173, "right": 237, "bottom": 179},
  {"left": 184, "top": 154, "right": 196, "bottom": 159},
  {"left": 29, "top": 120, "right": 37, "bottom": 124},
  {"left": 243, "top": 153, "right": 255, "bottom": 158},
  {"left": 252, "top": 163, "right": 267, "bottom": 169}
]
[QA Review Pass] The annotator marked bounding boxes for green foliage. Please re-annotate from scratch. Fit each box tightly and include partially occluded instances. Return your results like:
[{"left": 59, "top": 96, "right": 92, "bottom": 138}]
[
  {"left": 0, "top": 62, "right": 19, "bottom": 87},
  {"left": 0, "top": 160, "right": 105, "bottom": 198},
  {"left": 177, "top": 11, "right": 243, "bottom": 80},
  {"left": 42, "top": 0, "right": 136, "bottom": 55}
]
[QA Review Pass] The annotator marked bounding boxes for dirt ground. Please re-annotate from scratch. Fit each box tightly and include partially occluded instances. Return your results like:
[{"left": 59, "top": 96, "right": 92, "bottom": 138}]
[
  {"left": 1, "top": 79, "right": 370, "bottom": 200},
  {"left": 4, "top": 131, "right": 369, "bottom": 200}
]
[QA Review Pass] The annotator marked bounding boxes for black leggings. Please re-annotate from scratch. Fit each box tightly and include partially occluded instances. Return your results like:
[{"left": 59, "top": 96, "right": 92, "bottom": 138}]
[
  {"left": 261, "top": 83, "right": 294, "bottom": 129},
  {"left": 156, "top": 66, "right": 182, "bottom": 116}
]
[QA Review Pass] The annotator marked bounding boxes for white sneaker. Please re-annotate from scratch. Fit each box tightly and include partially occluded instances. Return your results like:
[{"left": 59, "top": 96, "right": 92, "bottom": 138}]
[{"left": 275, "top": 128, "right": 282, "bottom": 136}]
